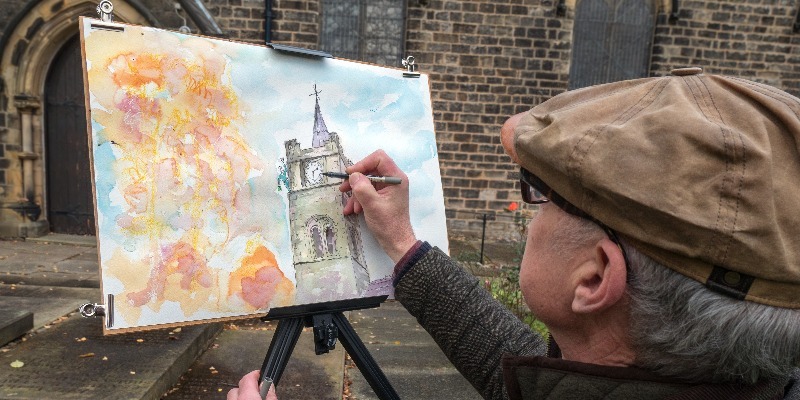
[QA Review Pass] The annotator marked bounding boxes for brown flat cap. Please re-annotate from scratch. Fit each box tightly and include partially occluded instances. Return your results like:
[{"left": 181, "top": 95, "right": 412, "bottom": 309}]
[{"left": 514, "top": 67, "right": 800, "bottom": 308}]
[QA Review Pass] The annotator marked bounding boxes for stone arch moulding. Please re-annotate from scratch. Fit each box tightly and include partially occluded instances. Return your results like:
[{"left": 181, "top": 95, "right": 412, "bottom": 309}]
[{"left": 0, "top": 0, "right": 154, "bottom": 237}]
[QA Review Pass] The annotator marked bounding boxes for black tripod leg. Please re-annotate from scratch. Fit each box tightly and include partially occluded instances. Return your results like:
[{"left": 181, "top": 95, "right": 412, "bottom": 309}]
[
  {"left": 333, "top": 312, "right": 400, "bottom": 400},
  {"left": 259, "top": 316, "right": 304, "bottom": 386}
]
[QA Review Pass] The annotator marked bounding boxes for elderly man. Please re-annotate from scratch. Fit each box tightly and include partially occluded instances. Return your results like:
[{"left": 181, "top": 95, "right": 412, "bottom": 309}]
[{"left": 230, "top": 68, "right": 800, "bottom": 399}]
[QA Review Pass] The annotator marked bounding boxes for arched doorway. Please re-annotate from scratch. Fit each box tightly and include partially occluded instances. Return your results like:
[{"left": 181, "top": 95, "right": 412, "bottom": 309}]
[{"left": 44, "top": 35, "right": 95, "bottom": 235}]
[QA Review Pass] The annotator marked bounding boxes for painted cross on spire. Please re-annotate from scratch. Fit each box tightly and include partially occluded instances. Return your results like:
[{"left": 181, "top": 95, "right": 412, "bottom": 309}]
[{"left": 311, "top": 84, "right": 331, "bottom": 147}]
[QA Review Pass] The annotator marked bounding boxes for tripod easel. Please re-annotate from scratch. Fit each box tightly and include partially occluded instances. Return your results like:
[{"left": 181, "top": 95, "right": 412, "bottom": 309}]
[{"left": 258, "top": 295, "right": 400, "bottom": 400}]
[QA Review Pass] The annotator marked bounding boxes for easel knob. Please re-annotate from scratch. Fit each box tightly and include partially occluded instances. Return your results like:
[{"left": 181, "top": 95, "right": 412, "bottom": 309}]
[
  {"left": 78, "top": 294, "right": 114, "bottom": 328},
  {"left": 312, "top": 314, "right": 339, "bottom": 354},
  {"left": 96, "top": 0, "right": 114, "bottom": 22},
  {"left": 79, "top": 303, "right": 106, "bottom": 318}
]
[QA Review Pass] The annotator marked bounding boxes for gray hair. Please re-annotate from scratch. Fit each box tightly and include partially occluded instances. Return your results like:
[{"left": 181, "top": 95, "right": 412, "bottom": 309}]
[
  {"left": 625, "top": 243, "right": 800, "bottom": 384},
  {"left": 553, "top": 212, "right": 800, "bottom": 384}
]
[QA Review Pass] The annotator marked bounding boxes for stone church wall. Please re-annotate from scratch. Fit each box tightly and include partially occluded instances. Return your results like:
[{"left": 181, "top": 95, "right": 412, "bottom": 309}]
[{"left": 3, "top": 0, "right": 800, "bottom": 239}]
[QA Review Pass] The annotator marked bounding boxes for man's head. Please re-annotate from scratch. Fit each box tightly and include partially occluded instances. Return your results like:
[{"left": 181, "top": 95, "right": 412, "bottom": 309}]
[{"left": 502, "top": 67, "right": 800, "bottom": 383}]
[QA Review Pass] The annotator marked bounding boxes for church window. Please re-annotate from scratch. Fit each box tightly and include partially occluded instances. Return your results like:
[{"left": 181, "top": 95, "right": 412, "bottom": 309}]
[
  {"left": 320, "top": 0, "right": 406, "bottom": 67},
  {"left": 568, "top": 0, "right": 656, "bottom": 89}
]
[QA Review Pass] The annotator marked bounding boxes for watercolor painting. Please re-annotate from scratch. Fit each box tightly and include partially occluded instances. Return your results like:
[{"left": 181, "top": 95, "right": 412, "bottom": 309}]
[{"left": 80, "top": 18, "right": 448, "bottom": 333}]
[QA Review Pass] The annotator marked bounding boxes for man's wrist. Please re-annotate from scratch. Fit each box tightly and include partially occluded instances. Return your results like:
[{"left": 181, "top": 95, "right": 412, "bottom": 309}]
[
  {"left": 386, "top": 234, "right": 418, "bottom": 263},
  {"left": 392, "top": 240, "right": 431, "bottom": 287}
]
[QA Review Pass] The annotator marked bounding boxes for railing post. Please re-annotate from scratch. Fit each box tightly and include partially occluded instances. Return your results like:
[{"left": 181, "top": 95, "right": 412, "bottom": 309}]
[{"left": 477, "top": 213, "right": 496, "bottom": 264}]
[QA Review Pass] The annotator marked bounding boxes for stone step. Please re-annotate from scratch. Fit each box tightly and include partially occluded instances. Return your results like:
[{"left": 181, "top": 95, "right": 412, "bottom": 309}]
[
  {"left": 0, "top": 314, "right": 221, "bottom": 400},
  {"left": 0, "top": 308, "right": 33, "bottom": 347},
  {"left": 0, "top": 283, "right": 96, "bottom": 329}
]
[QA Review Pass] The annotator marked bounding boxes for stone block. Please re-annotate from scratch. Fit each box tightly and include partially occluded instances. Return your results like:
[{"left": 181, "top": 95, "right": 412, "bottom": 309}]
[{"left": 0, "top": 308, "right": 33, "bottom": 346}]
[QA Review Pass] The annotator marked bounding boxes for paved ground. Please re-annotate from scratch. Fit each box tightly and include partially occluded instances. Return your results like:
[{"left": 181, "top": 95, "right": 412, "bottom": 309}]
[
  {"left": 347, "top": 304, "right": 481, "bottom": 400},
  {"left": 0, "top": 234, "right": 485, "bottom": 399}
]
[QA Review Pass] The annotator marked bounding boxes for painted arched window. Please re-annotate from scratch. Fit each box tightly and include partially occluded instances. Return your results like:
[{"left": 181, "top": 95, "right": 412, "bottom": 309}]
[
  {"left": 310, "top": 225, "right": 325, "bottom": 258},
  {"left": 307, "top": 216, "right": 337, "bottom": 258},
  {"left": 326, "top": 226, "right": 336, "bottom": 254}
]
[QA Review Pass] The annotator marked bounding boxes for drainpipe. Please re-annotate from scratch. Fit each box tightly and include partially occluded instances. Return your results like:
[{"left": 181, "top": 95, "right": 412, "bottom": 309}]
[
  {"left": 670, "top": 0, "right": 680, "bottom": 23},
  {"left": 265, "top": 0, "right": 273, "bottom": 44},
  {"left": 178, "top": 0, "right": 224, "bottom": 36}
]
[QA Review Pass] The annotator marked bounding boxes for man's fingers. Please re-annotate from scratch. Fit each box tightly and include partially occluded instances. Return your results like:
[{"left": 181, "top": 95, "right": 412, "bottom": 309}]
[
  {"left": 239, "top": 370, "right": 261, "bottom": 392},
  {"left": 343, "top": 196, "right": 355, "bottom": 215},
  {"left": 353, "top": 198, "right": 362, "bottom": 214},
  {"left": 227, "top": 388, "right": 238, "bottom": 400},
  {"left": 349, "top": 173, "right": 378, "bottom": 205},
  {"left": 346, "top": 150, "right": 401, "bottom": 177},
  {"left": 265, "top": 384, "right": 278, "bottom": 400},
  {"left": 343, "top": 196, "right": 363, "bottom": 216}
]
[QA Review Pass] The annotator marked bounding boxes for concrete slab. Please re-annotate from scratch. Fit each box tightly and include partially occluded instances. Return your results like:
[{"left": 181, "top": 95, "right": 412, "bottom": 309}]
[
  {"left": 0, "top": 284, "right": 98, "bottom": 328},
  {"left": 163, "top": 318, "right": 345, "bottom": 399},
  {"left": 26, "top": 234, "right": 97, "bottom": 247},
  {"left": 0, "top": 240, "right": 100, "bottom": 288},
  {"left": 347, "top": 301, "right": 482, "bottom": 400},
  {"left": 0, "top": 284, "right": 98, "bottom": 300},
  {"left": 0, "top": 314, "right": 221, "bottom": 400},
  {"left": 0, "top": 242, "right": 89, "bottom": 261},
  {"left": 0, "top": 309, "right": 32, "bottom": 347},
  {"left": 0, "top": 268, "right": 99, "bottom": 288}
]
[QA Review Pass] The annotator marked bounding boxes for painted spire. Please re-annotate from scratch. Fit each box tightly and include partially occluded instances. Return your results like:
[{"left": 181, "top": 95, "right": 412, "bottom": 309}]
[{"left": 311, "top": 84, "right": 330, "bottom": 147}]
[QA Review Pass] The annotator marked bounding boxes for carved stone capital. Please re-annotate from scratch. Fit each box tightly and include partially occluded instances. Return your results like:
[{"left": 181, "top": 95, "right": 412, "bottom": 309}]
[
  {"left": 18, "top": 152, "right": 38, "bottom": 160},
  {"left": 13, "top": 94, "right": 40, "bottom": 112}
]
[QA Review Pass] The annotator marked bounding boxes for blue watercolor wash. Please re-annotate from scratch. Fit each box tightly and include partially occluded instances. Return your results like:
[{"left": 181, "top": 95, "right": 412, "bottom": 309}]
[{"left": 92, "top": 141, "right": 123, "bottom": 234}]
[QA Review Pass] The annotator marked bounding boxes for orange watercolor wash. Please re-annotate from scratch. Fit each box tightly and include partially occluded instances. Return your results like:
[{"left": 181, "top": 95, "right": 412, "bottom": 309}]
[
  {"left": 228, "top": 246, "right": 294, "bottom": 309},
  {"left": 127, "top": 241, "right": 215, "bottom": 307}
]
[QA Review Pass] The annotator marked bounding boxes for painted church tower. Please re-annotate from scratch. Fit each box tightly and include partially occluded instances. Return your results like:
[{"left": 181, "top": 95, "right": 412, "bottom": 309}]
[{"left": 285, "top": 87, "right": 369, "bottom": 304}]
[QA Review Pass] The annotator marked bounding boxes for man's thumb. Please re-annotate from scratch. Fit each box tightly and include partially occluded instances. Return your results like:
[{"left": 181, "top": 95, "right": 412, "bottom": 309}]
[{"left": 349, "top": 172, "right": 377, "bottom": 204}]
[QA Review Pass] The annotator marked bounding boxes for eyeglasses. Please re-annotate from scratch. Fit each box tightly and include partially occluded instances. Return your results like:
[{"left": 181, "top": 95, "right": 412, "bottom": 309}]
[
  {"left": 520, "top": 167, "right": 549, "bottom": 204},
  {"left": 519, "top": 167, "right": 631, "bottom": 272}
]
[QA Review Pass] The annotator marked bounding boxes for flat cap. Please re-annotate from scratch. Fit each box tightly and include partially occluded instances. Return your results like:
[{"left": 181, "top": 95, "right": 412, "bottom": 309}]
[{"left": 514, "top": 68, "right": 800, "bottom": 308}]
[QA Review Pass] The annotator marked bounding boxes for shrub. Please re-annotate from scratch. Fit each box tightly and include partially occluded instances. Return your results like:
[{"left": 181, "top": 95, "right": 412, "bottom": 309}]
[{"left": 485, "top": 266, "right": 548, "bottom": 337}]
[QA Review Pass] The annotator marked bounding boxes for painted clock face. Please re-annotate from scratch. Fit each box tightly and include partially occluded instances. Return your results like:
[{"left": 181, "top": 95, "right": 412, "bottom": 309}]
[{"left": 304, "top": 158, "right": 323, "bottom": 186}]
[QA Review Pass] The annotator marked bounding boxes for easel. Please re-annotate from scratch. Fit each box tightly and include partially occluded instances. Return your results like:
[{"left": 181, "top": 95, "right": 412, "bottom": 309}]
[{"left": 258, "top": 295, "right": 400, "bottom": 400}]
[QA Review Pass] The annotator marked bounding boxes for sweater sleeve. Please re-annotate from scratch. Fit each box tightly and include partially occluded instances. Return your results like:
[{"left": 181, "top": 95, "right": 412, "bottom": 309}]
[{"left": 394, "top": 245, "right": 547, "bottom": 400}]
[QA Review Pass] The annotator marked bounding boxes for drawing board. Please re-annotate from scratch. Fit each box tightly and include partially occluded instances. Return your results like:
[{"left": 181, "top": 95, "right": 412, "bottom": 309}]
[{"left": 79, "top": 18, "right": 448, "bottom": 333}]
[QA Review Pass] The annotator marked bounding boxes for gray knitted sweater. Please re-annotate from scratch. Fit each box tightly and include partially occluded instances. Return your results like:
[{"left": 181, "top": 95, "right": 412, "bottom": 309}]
[
  {"left": 394, "top": 244, "right": 545, "bottom": 399},
  {"left": 394, "top": 245, "right": 800, "bottom": 400}
]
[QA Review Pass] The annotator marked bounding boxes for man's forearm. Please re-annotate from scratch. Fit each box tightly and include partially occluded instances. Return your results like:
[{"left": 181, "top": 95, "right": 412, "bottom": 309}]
[{"left": 394, "top": 245, "right": 546, "bottom": 399}]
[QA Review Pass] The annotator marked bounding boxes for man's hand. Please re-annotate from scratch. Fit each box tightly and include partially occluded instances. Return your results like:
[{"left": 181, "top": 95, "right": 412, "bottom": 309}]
[
  {"left": 227, "top": 370, "right": 277, "bottom": 400},
  {"left": 340, "top": 150, "right": 417, "bottom": 262}
]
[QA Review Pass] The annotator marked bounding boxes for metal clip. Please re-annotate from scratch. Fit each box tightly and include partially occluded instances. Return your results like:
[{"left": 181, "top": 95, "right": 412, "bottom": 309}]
[
  {"left": 79, "top": 294, "right": 114, "bottom": 328},
  {"left": 269, "top": 43, "right": 332, "bottom": 58},
  {"left": 402, "top": 56, "right": 420, "bottom": 78},
  {"left": 96, "top": 0, "right": 114, "bottom": 22}
]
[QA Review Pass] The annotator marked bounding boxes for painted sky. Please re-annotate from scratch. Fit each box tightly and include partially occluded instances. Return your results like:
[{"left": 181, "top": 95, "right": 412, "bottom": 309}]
[{"left": 82, "top": 18, "right": 448, "bottom": 332}]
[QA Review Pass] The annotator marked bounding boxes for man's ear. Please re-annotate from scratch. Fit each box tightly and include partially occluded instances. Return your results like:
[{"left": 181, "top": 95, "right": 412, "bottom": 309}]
[{"left": 571, "top": 237, "right": 628, "bottom": 314}]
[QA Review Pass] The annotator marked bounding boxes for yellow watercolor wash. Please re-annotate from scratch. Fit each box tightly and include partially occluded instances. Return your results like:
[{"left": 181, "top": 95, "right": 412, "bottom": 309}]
[{"left": 86, "top": 25, "right": 286, "bottom": 327}]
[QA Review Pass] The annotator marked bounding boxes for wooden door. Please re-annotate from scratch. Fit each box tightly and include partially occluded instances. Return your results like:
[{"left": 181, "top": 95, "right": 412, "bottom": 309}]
[{"left": 44, "top": 35, "right": 95, "bottom": 235}]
